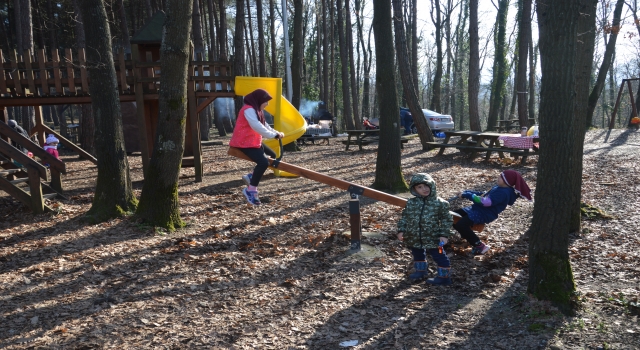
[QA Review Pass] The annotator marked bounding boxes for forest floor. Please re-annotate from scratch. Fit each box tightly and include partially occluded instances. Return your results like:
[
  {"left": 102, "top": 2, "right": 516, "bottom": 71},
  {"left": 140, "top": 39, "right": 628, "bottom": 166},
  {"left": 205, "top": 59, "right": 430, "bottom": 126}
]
[{"left": 0, "top": 129, "right": 639, "bottom": 349}]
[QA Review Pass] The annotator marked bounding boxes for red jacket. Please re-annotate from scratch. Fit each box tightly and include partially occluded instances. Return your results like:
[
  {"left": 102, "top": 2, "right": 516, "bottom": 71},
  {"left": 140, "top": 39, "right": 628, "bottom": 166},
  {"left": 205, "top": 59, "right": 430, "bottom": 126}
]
[{"left": 230, "top": 105, "right": 264, "bottom": 148}]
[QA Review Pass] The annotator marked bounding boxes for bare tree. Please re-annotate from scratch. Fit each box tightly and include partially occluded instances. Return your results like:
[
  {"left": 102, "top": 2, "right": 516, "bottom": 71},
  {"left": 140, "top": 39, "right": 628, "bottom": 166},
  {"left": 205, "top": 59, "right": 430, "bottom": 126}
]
[
  {"left": 72, "top": 0, "right": 96, "bottom": 156},
  {"left": 137, "top": 0, "right": 194, "bottom": 230},
  {"left": 487, "top": 0, "right": 509, "bottom": 131},
  {"left": 516, "top": 0, "right": 532, "bottom": 127},
  {"left": 269, "top": 0, "right": 278, "bottom": 77},
  {"left": 468, "top": 0, "right": 481, "bottom": 130},
  {"left": 392, "top": 0, "right": 433, "bottom": 149},
  {"left": 291, "top": 0, "right": 304, "bottom": 109},
  {"left": 429, "top": 0, "right": 443, "bottom": 112},
  {"left": 78, "top": 0, "right": 137, "bottom": 223},
  {"left": 337, "top": 0, "right": 354, "bottom": 129},
  {"left": 371, "top": 0, "right": 407, "bottom": 193},
  {"left": 256, "top": 0, "right": 266, "bottom": 76},
  {"left": 529, "top": 0, "right": 597, "bottom": 313},
  {"left": 586, "top": 0, "right": 625, "bottom": 129},
  {"left": 218, "top": 0, "right": 228, "bottom": 60}
]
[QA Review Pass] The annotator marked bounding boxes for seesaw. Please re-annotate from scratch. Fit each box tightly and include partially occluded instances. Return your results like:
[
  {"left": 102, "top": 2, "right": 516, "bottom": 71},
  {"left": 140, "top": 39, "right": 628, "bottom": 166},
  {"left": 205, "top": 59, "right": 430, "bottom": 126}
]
[{"left": 228, "top": 145, "right": 484, "bottom": 251}]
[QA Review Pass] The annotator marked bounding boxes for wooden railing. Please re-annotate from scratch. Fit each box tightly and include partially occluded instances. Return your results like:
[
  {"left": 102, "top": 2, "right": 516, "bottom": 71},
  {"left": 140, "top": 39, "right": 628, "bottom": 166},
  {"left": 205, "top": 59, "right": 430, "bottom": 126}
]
[{"left": 0, "top": 48, "right": 234, "bottom": 102}]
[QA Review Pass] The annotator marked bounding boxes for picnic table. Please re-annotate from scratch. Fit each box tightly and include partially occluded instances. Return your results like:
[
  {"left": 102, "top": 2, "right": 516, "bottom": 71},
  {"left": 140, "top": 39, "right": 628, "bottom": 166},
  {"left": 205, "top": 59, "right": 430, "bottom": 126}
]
[
  {"left": 426, "top": 130, "right": 539, "bottom": 164},
  {"left": 298, "top": 127, "right": 333, "bottom": 145},
  {"left": 343, "top": 129, "right": 380, "bottom": 151},
  {"left": 495, "top": 118, "right": 536, "bottom": 133},
  {"left": 343, "top": 129, "right": 410, "bottom": 151}
]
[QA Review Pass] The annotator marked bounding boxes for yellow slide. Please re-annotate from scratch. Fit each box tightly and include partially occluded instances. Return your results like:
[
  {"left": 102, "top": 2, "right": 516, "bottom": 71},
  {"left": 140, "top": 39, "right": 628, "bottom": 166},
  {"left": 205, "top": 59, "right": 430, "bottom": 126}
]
[{"left": 234, "top": 76, "right": 307, "bottom": 177}]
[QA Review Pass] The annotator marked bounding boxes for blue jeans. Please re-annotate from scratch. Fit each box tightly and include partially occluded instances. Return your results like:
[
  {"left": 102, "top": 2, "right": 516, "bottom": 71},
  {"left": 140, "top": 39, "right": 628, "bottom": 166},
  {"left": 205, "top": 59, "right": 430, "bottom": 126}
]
[{"left": 411, "top": 247, "right": 450, "bottom": 267}]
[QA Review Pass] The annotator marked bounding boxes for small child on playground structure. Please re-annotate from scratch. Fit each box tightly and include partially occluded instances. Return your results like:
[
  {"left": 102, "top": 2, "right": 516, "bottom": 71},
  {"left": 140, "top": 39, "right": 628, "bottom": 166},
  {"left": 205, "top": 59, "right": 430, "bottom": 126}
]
[
  {"left": 397, "top": 173, "right": 454, "bottom": 285},
  {"left": 229, "top": 88, "right": 284, "bottom": 206},
  {"left": 454, "top": 170, "right": 532, "bottom": 255},
  {"left": 44, "top": 134, "right": 60, "bottom": 160}
]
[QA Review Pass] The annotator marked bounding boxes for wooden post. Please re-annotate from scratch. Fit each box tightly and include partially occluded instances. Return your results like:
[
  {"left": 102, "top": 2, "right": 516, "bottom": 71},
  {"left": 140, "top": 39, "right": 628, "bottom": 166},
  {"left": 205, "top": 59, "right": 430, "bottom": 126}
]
[
  {"left": 78, "top": 48, "right": 89, "bottom": 95},
  {"left": 27, "top": 164, "right": 45, "bottom": 214},
  {"left": 34, "top": 105, "right": 45, "bottom": 146},
  {"left": 23, "top": 49, "right": 37, "bottom": 96},
  {"left": 37, "top": 49, "right": 49, "bottom": 95},
  {"left": 0, "top": 49, "right": 6, "bottom": 96},
  {"left": 9, "top": 50, "right": 23, "bottom": 96},
  {"left": 349, "top": 193, "right": 361, "bottom": 251},
  {"left": 51, "top": 49, "right": 62, "bottom": 95},
  {"left": 64, "top": 48, "right": 76, "bottom": 95}
]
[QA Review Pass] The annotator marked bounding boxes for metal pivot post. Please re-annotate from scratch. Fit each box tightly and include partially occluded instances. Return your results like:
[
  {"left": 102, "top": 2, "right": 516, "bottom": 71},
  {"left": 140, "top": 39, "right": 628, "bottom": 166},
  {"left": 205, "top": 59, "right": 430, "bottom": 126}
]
[{"left": 348, "top": 185, "right": 364, "bottom": 251}]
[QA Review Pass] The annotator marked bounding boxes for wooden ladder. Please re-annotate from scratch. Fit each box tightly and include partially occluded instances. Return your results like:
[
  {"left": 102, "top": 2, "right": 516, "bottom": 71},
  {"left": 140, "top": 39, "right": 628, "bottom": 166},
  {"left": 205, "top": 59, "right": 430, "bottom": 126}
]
[{"left": 0, "top": 142, "right": 61, "bottom": 214}]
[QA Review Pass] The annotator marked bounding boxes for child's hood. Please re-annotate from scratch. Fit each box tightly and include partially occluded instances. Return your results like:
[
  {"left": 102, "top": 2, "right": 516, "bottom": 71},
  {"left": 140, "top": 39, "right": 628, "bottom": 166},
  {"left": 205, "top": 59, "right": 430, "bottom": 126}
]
[{"left": 409, "top": 173, "right": 438, "bottom": 199}]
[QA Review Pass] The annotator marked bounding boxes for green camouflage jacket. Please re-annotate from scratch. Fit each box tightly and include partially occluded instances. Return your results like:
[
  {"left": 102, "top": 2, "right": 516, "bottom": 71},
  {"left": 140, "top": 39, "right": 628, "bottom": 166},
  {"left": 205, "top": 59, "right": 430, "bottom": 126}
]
[{"left": 397, "top": 173, "right": 453, "bottom": 249}]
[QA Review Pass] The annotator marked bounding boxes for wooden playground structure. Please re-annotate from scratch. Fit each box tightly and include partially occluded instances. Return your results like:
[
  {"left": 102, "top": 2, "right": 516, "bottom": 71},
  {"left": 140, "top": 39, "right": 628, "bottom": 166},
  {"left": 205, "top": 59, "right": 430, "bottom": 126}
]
[{"left": 0, "top": 13, "right": 235, "bottom": 213}]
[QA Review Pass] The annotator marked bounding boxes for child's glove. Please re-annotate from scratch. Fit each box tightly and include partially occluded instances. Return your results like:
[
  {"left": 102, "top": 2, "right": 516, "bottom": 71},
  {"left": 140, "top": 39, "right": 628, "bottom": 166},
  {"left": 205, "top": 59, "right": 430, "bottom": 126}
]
[{"left": 460, "top": 191, "right": 474, "bottom": 200}]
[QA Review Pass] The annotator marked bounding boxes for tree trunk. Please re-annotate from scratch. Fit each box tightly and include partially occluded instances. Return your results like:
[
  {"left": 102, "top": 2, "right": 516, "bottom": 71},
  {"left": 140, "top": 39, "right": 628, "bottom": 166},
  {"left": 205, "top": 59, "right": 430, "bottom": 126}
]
[
  {"left": 468, "top": 0, "right": 480, "bottom": 130},
  {"left": 268, "top": 0, "right": 277, "bottom": 77},
  {"left": 115, "top": 0, "right": 131, "bottom": 54},
  {"left": 137, "top": 0, "right": 193, "bottom": 230},
  {"left": 73, "top": 0, "right": 95, "bottom": 155},
  {"left": 245, "top": 0, "right": 258, "bottom": 76},
  {"left": 206, "top": 0, "right": 217, "bottom": 60},
  {"left": 217, "top": 0, "right": 227, "bottom": 60},
  {"left": 78, "top": 0, "right": 137, "bottom": 223},
  {"left": 192, "top": 0, "right": 205, "bottom": 57},
  {"left": 392, "top": 0, "right": 433, "bottom": 149},
  {"left": 322, "top": 0, "right": 329, "bottom": 103},
  {"left": 570, "top": 0, "right": 597, "bottom": 231},
  {"left": 586, "top": 0, "right": 624, "bottom": 129},
  {"left": 256, "top": 0, "right": 266, "bottom": 76},
  {"left": 291, "top": 0, "right": 304, "bottom": 109},
  {"left": 233, "top": 0, "right": 245, "bottom": 117},
  {"left": 411, "top": 0, "right": 419, "bottom": 93},
  {"left": 336, "top": 0, "right": 354, "bottom": 129},
  {"left": 16, "top": 0, "right": 35, "bottom": 134},
  {"left": 429, "top": 0, "right": 443, "bottom": 112},
  {"left": 529, "top": 0, "right": 596, "bottom": 313},
  {"left": 528, "top": 42, "right": 537, "bottom": 121},
  {"left": 487, "top": 0, "right": 509, "bottom": 131},
  {"left": 516, "top": 0, "right": 532, "bottom": 127},
  {"left": 354, "top": 0, "right": 369, "bottom": 119},
  {"left": 371, "top": 0, "right": 407, "bottom": 193},
  {"left": 345, "top": 0, "right": 360, "bottom": 124}
]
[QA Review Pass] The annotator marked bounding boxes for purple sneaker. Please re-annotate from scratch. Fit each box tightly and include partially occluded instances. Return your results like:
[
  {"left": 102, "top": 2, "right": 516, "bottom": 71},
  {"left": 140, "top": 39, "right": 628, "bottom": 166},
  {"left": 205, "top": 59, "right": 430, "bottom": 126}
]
[
  {"left": 471, "top": 242, "right": 490, "bottom": 255},
  {"left": 242, "top": 188, "right": 261, "bottom": 205},
  {"left": 242, "top": 173, "right": 253, "bottom": 186}
]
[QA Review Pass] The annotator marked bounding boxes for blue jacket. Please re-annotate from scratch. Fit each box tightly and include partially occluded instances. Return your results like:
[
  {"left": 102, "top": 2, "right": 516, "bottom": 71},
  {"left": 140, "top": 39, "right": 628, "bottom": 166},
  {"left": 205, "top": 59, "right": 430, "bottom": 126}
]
[{"left": 461, "top": 186, "right": 517, "bottom": 224}]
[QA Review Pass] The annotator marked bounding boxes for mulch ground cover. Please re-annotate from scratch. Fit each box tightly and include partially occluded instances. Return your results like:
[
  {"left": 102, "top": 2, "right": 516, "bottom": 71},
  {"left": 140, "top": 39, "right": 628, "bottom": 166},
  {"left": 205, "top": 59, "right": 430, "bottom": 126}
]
[{"left": 1, "top": 129, "right": 639, "bottom": 349}]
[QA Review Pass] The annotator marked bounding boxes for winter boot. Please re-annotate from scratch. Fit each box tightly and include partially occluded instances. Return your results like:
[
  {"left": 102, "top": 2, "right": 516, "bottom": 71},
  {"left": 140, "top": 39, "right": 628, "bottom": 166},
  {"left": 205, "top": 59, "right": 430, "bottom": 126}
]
[
  {"left": 409, "top": 261, "right": 428, "bottom": 280},
  {"left": 426, "top": 266, "right": 452, "bottom": 286},
  {"left": 471, "top": 242, "right": 490, "bottom": 255}
]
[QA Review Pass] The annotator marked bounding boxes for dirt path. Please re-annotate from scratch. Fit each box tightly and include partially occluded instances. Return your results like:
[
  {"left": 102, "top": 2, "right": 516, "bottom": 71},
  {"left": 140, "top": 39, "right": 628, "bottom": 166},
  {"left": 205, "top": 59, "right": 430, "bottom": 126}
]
[{"left": 0, "top": 129, "right": 639, "bottom": 349}]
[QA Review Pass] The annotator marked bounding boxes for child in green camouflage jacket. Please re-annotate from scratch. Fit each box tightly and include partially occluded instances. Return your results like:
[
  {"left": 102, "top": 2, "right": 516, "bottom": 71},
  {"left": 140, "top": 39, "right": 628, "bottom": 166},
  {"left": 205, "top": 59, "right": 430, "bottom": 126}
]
[{"left": 397, "top": 173, "right": 454, "bottom": 285}]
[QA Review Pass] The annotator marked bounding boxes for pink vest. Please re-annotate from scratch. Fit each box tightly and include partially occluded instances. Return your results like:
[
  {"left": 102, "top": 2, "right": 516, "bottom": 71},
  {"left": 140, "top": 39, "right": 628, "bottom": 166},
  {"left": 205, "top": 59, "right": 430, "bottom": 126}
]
[{"left": 229, "top": 105, "right": 263, "bottom": 148}]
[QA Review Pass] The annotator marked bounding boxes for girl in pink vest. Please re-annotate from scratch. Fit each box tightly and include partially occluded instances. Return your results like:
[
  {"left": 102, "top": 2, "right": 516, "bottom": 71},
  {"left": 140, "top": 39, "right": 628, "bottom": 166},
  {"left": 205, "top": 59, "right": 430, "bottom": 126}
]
[
  {"left": 229, "top": 89, "right": 284, "bottom": 205},
  {"left": 44, "top": 134, "right": 60, "bottom": 160}
]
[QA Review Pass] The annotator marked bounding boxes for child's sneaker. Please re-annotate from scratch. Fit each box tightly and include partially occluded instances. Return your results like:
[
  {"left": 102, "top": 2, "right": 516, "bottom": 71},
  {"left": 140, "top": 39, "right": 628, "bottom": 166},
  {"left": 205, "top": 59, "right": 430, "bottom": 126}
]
[
  {"left": 471, "top": 242, "right": 490, "bottom": 255},
  {"left": 242, "top": 188, "right": 261, "bottom": 205},
  {"left": 242, "top": 173, "right": 253, "bottom": 186}
]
